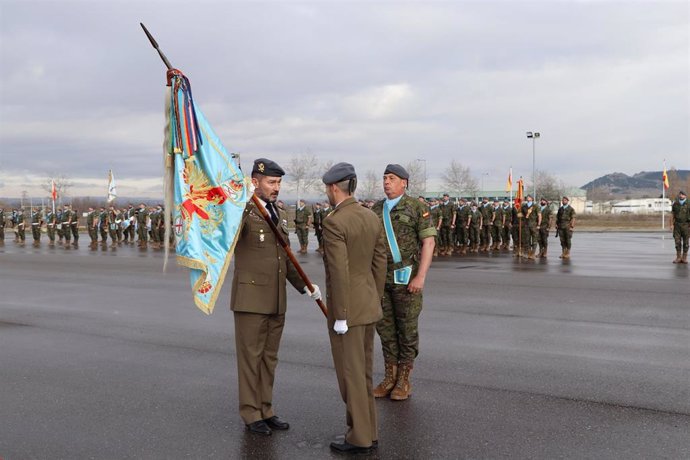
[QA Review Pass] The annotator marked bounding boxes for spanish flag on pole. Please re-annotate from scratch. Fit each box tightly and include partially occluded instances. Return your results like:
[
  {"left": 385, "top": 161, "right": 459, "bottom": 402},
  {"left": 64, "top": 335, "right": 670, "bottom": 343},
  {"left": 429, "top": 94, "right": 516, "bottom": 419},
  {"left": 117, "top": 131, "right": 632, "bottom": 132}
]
[
  {"left": 505, "top": 168, "right": 513, "bottom": 193},
  {"left": 662, "top": 164, "right": 670, "bottom": 190}
]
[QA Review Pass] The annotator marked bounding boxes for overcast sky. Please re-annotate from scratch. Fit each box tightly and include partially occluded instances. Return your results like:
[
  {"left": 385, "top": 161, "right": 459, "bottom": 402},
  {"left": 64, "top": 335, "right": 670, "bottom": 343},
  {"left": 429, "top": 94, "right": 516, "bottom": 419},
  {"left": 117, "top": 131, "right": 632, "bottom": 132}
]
[{"left": 0, "top": 0, "right": 688, "bottom": 199}]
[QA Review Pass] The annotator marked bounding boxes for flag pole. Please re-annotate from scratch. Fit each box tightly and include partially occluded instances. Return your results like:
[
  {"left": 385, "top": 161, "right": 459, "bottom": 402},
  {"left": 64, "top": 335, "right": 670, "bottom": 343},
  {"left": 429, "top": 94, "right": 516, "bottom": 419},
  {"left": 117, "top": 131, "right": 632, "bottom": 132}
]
[
  {"left": 662, "top": 160, "right": 666, "bottom": 231},
  {"left": 141, "top": 22, "right": 326, "bottom": 316}
]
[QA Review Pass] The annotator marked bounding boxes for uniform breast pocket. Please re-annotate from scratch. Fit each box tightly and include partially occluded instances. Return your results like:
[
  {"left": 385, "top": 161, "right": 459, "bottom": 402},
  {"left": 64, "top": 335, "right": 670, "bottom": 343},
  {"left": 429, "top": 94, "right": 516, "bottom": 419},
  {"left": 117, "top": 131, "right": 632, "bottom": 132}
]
[
  {"left": 250, "top": 230, "right": 267, "bottom": 248},
  {"left": 237, "top": 272, "right": 269, "bottom": 286}
]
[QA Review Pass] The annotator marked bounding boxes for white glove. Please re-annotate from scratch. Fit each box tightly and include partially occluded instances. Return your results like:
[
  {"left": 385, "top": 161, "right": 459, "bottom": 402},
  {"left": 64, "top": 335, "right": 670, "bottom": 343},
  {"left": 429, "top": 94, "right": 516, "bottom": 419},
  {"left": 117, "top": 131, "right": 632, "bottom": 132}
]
[
  {"left": 333, "top": 320, "right": 348, "bottom": 335},
  {"left": 303, "top": 284, "right": 322, "bottom": 301}
]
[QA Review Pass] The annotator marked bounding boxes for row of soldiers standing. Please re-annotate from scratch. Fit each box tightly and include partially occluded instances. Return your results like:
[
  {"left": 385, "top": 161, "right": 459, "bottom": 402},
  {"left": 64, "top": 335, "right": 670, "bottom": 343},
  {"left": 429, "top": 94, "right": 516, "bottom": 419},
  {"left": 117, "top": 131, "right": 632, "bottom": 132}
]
[
  {"left": 427, "top": 194, "right": 576, "bottom": 260},
  {"left": 0, "top": 204, "right": 168, "bottom": 249}
]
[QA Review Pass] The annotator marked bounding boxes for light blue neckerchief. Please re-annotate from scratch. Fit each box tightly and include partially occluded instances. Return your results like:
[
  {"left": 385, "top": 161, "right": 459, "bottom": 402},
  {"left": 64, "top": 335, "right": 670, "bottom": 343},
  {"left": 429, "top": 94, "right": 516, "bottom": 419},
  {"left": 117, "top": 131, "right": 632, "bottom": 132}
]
[
  {"left": 680, "top": 199, "right": 687, "bottom": 205},
  {"left": 383, "top": 195, "right": 412, "bottom": 284}
]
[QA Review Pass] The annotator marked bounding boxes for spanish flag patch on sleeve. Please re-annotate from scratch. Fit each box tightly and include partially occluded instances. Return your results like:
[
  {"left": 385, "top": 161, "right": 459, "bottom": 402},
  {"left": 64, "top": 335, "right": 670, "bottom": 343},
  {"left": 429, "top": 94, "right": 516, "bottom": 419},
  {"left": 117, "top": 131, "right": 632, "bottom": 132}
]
[{"left": 422, "top": 211, "right": 430, "bottom": 218}]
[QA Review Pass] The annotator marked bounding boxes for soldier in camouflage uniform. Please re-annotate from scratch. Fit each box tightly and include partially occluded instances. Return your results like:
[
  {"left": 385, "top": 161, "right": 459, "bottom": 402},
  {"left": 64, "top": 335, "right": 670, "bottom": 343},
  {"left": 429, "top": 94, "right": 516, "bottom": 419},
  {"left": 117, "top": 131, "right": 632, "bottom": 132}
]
[
  {"left": 520, "top": 195, "right": 541, "bottom": 259},
  {"left": 0, "top": 208, "right": 5, "bottom": 243},
  {"left": 294, "top": 199, "right": 310, "bottom": 254},
  {"left": 45, "top": 208, "right": 57, "bottom": 245},
  {"left": 671, "top": 190, "right": 689, "bottom": 264},
  {"left": 372, "top": 164, "right": 436, "bottom": 401},
  {"left": 15, "top": 208, "right": 26, "bottom": 244},
  {"left": 97, "top": 207, "right": 108, "bottom": 245},
  {"left": 489, "top": 199, "right": 504, "bottom": 251},
  {"left": 70, "top": 207, "right": 80, "bottom": 245},
  {"left": 538, "top": 198, "right": 552, "bottom": 258},
  {"left": 501, "top": 199, "right": 512, "bottom": 250},
  {"left": 85, "top": 207, "right": 98, "bottom": 248},
  {"left": 467, "top": 202, "right": 482, "bottom": 252},
  {"left": 438, "top": 194, "right": 454, "bottom": 256},
  {"left": 136, "top": 203, "right": 149, "bottom": 248},
  {"left": 556, "top": 196, "right": 576, "bottom": 259},
  {"left": 312, "top": 202, "right": 323, "bottom": 253},
  {"left": 149, "top": 206, "right": 160, "bottom": 249},
  {"left": 428, "top": 198, "right": 441, "bottom": 256},
  {"left": 476, "top": 197, "right": 489, "bottom": 252},
  {"left": 454, "top": 198, "right": 470, "bottom": 255},
  {"left": 107, "top": 206, "right": 119, "bottom": 247},
  {"left": 157, "top": 206, "right": 166, "bottom": 247},
  {"left": 31, "top": 208, "right": 43, "bottom": 244},
  {"left": 61, "top": 205, "right": 72, "bottom": 246}
]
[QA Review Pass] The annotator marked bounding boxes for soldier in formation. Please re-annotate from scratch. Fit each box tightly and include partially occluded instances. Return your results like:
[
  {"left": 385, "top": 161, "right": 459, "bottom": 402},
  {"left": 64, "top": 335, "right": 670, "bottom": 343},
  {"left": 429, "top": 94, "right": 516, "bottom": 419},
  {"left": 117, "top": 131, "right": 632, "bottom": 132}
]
[
  {"left": 490, "top": 198, "right": 504, "bottom": 251},
  {"left": 437, "top": 194, "right": 454, "bottom": 256},
  {"left": 556, "top": 196, "right": 576, "bottom": 259},
  {"left": 454, "top": 198, "right": 470, "bottom": 255},
  {"left": 136, "top": 203, "right": 149, "bottom": 248},
  {"left": 31, "top": 207, "right": 43, "bottom": 245},
  {"left": 671, "top": 190, "right": 689, "bottom": 264},
  {"left": 501, "top": 199, "right": 512, "bottom": 250},
  {"left": 15, "top": 208, "right": 26, "bottom": 244},
  {"left": 520, "top": 195, "right": 541, "bottom": 260},
  {"left": 538, "top": 198, "right": 552, "bottom": 258},
  {"left": 294, "top": 199, "right": 310, "bottom": 254},
  {"left": 0, "top": 208, "right": 5, "bottom": 243},
  {"left": 312, "top": 201, "right": 323, "bottom": 253}
]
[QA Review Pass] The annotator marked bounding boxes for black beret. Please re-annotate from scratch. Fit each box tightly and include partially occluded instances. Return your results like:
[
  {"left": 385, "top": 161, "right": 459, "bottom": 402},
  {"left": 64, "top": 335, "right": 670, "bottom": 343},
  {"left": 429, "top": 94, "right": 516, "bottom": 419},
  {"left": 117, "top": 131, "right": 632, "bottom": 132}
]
[
  {"left": 384, "top": 164, "right": 409, "bottom": 180},
  {"left": 252, "top": 158, "right": 285, "bottom": 177},
  {"left": 679, "top": 190, "right": 687, "bottom": 196},
  {"left": 323, "top": 162, "right": 357, "bottom": 185}
]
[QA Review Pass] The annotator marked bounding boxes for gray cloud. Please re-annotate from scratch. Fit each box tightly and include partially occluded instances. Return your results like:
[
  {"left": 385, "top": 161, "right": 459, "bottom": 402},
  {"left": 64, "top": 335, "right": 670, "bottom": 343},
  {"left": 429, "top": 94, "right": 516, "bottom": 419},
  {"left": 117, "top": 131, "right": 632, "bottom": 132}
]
[{"left": 0, "top": 1, "right": 687, "bottom": 197}]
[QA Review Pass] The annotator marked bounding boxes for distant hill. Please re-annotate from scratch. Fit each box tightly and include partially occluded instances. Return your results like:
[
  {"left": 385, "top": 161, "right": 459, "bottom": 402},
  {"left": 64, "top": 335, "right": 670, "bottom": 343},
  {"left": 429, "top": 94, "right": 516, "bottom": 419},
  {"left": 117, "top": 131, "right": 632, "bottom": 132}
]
[{"left": 582, "top": 170, "right": 690, "bottom": 199}]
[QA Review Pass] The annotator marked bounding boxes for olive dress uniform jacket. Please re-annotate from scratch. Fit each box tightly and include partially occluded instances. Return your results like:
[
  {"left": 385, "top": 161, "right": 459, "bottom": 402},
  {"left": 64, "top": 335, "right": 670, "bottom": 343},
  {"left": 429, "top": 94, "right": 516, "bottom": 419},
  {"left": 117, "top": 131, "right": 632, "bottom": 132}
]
[
  {"left": 231, "top": 200, "right": 306, "bottom": 313},
  {"left": 322, "top": 197, "right": 387, "bottom": 448}
]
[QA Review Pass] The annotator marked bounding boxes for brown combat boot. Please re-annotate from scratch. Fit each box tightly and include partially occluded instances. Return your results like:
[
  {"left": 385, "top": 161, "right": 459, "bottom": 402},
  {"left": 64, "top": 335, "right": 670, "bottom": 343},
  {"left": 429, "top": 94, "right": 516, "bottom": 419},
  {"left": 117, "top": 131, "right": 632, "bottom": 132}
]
[
  {"left": 390, "top": 362, "right": 413, "bottom": 401},
  {"left": 563, "top": 249, "right": 570, "bottom": 259},
  {"left": 373, "top": 362, "right": 398, "bottom": 398},
  {"left": 673, "top": 251, "right": 682, "bottom": 264},
  {"left": 527, "top": 250, "right": 536, "bottom": 260},
  {"left": 682, "top": 253, "right": 688, "bottom": 264},
  {"left": 559, "top": 248, "right": 566, "bottom": 259},
  {"left": 541, "top": 248, "right": 548, "bottom": 258}
]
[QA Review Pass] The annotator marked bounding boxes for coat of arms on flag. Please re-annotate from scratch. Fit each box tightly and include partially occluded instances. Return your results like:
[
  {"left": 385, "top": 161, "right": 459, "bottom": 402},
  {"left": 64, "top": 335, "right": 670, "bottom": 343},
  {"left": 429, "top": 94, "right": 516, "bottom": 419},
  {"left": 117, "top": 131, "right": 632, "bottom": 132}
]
[{"left": 164, "top": 69, "right": 251, "bottom": 314}]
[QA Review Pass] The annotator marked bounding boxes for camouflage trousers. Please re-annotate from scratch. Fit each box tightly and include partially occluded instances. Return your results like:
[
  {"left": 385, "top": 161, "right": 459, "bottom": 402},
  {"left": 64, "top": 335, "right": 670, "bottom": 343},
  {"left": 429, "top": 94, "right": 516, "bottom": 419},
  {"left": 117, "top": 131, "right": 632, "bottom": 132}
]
[
  {"left": 468, "top": 225, "right": 480, "bottom": 248},
  {"left": 377, "top": 283, "right": 423, "bottom": 364},
  {"left": 673, "top": 222, "right": 689, "bottom": 253},
  {"left": 439, "top": 225, "right": 453, "bottom": 248},
  {"left": 502, "top": 225, "right": 511, "bottom": 247},
  {"left": 455, "top": 224, "right": 468, "bottom": 247},
  {"left": 295, "top": 225, "right": 308, "bottom": 246},
  {"left": 31, "top": 224, "right": 41, "bottom": 241},
  {"left": 62, "top": 224, "right": 71, "bottom": 242},
  {"left": 71, "top": 224, "right": 79, "bottom": 241},
  {"left": 538, "top": 227, "right": 549, "bottom": 251},
  {"left": 521, "top": 224, "right": 538, "bottom": 252},
  {"left": 491, "top": 225, "right": 502, "bottom": 246},
  {"left": 88, "top": 227, "right": 98, "bottom": 243},
  {"left": 480, "top": 225, "right": 490, "bottom": 247},
  {"left": 137, "top": 224, "right": 148, "bottom": 242},
  {"left": 559, "top": 226, "right": 573, "bottom": 250}
]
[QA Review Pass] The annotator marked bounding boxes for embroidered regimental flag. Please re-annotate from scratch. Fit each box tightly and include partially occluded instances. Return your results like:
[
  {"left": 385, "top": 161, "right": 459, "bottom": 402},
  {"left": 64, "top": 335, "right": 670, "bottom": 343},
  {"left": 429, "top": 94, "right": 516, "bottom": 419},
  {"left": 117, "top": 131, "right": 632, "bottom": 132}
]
[
  {"left": 107, "top": 170, "right": 117, "bottom": 203},
  {"left": 164, "top": 69, "right": 251, "bottom": 314}
]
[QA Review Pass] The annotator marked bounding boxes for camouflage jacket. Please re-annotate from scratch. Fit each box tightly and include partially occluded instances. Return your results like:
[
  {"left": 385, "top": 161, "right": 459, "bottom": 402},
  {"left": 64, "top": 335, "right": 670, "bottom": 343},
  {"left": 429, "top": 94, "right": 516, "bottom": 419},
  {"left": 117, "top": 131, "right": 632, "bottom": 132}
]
[
  {"left": 672, "top": 199, "right": 690, "bottom": 224},
  {"left": 490, "top": 206, "right": 504, "bottom": 227},
  {"left": 540, "top": 206, "right": 552, "bottom": 229},
  {"left": 372, "top": 194, "right": 436, "bottom": 283},
  {"left": 521, "top": 203, "right": 541, "bottom": 226},
  {"left": 556, "top": 205, "right": 575, "bottom": 228},
  {"left": 439, "top": 202, "right": 454, "bottom": 226},
  {"left": 294, "top": 206, "right": 310, "bottom": 226},
  {"left": 468, "top": 209, "right": 482, "bottom": 228},
  {"left": 456, "top": 205, "right": 470, "bottom": 226}
]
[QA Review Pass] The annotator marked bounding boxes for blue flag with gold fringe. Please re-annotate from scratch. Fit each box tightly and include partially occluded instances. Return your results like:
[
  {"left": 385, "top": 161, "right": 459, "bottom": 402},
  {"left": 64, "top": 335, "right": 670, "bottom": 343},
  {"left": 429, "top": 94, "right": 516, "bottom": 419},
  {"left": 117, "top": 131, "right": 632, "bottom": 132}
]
[{"left": 164, "top": 69, "right": 250, "bottom": 314}]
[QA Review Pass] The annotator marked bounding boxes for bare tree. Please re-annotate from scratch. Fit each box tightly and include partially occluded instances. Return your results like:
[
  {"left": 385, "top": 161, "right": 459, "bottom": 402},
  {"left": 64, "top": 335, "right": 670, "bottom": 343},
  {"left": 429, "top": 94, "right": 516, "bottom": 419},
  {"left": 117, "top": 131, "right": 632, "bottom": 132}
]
[
  {"left": 359, "top": 169, "right": 382, "bottom": 201},
  {"left": 404, "top": 161, "right": 426, "bottom": 197},
  {"left": 441, "top": 160, "right": 478, "bottom": 198},
  {"left": 285, "top": 153, "right": 322, "bottom": 203},
  {"left": 533, "top": 169, "right": 567, "bottom": 201},
  {"left": 41, "top": 174, "right": 74, "bottom": 206}
]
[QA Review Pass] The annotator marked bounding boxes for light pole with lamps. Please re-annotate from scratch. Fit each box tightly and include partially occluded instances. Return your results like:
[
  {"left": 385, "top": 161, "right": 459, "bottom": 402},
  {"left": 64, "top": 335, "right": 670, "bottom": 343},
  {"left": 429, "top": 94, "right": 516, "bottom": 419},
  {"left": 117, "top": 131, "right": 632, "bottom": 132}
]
[
  {"left": 526, "top": 131, "right": 540, "bottom": 198},
  {"left": 481, "top": 172, "right": 489, "bottom": 201}
]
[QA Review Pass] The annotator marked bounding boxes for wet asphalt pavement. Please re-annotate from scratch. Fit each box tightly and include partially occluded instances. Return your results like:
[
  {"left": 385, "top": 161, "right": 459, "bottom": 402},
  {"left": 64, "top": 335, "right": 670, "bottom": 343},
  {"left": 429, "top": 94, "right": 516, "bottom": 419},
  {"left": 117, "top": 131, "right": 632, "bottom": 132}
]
[{"left": 0, "top": 232, "right": 688, "bottom": 459}]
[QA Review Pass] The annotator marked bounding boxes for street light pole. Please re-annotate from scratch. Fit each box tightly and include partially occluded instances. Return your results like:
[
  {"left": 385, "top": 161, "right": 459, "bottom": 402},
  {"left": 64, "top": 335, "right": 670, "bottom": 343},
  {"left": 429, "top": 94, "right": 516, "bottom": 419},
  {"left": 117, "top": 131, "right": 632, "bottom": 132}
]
[
  {"left": 481, "top": 172, "right": 489, "bottom": 200},
  {"left": 526, "top": 131, "right": 540, "bottom": 197}
]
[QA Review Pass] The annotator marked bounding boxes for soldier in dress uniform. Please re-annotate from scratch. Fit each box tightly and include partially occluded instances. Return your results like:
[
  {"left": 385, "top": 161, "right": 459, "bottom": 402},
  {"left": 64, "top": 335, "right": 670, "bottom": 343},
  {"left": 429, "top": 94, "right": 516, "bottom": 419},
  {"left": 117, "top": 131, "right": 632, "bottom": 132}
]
[
  {"left": 371, "top": 164, "right": 436, "bottom": 401},
  {"left": 321, "top": 163, "right": 386, "bottom": 454},
  {"left": 231, "top": 158, "right": 321, "bottom": 436},
  {"left": 538, "top": 198, "right": 552, "bottom": 258},
  {"left": 670, "top": 190, "right": 689, "bottom": 264},
  {"left": 294, "top": 199, "right": 310, "bottom": 254},
  {"left": 520, "top": 195, "right": 542, "bottom": 260},
  {"left": 556, "top": 196, "right": 576, "bottom": 259}
]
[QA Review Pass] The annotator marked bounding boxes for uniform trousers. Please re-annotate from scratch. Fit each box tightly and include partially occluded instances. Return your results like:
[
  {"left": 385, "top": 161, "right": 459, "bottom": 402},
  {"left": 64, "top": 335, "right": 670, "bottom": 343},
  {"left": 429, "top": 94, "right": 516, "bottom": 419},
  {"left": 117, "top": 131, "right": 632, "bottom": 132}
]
[
  {"left": 234, "top": 311, "right": 285, "bottom": 424},
  {"left": 329, "top": 323, "right": 377, "bottom": 448}
]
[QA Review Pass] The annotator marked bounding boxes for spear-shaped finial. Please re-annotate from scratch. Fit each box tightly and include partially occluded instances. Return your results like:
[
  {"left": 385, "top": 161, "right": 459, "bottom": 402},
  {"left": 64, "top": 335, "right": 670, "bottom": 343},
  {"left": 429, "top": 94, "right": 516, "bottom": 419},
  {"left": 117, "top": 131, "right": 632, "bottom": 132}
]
[{"left": 140, "top": 22, "right": 173, "bottom": 70}]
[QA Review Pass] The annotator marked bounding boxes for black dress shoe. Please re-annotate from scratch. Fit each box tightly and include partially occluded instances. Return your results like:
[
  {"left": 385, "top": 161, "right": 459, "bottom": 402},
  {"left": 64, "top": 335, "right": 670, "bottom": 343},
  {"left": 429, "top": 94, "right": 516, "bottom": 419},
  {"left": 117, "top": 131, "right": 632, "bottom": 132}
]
[
  {"left": 264, "top": 415, "right": 289, "bottom": 430},
  {"left": 330, "top": 441, "right": 372, "bottom": 454},
  {"left": 372, "top": 440, "right": 378, "bottom": 449},
  {"left": 246, "top": 420, "right": 272, "bottom": 436}
]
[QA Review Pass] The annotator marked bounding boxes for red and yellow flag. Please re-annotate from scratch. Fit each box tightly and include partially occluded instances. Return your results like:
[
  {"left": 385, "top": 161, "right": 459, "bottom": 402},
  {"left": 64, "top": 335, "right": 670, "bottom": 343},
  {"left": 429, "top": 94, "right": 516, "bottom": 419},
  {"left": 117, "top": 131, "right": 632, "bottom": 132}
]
[
  {"left": 505, "top": 168, "right": 513, "bottom": 193},
  {"left": 516, "top": 177, "right": 524, "bottom": 207},
  {"left": 662, "top": 165, "right": 670, "bottom": 190}
]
